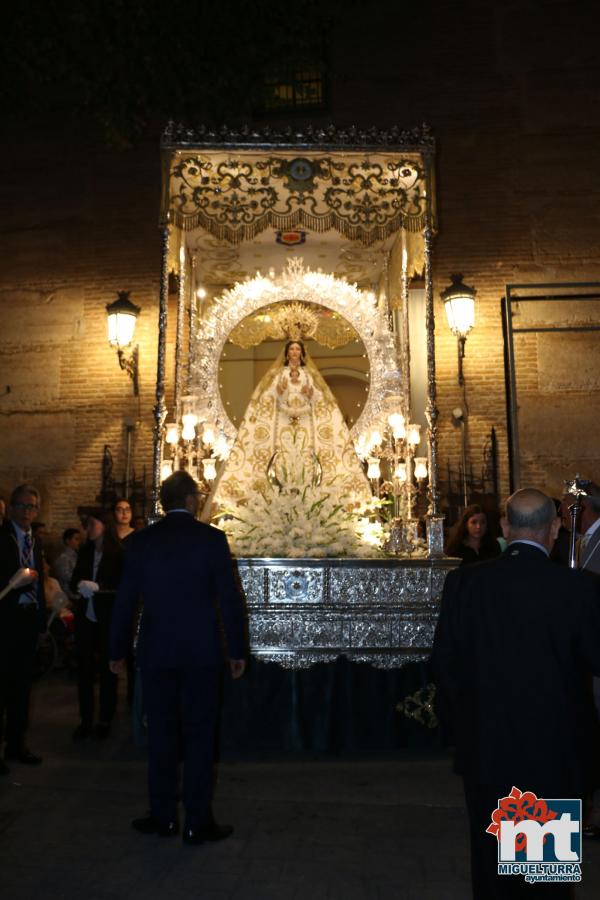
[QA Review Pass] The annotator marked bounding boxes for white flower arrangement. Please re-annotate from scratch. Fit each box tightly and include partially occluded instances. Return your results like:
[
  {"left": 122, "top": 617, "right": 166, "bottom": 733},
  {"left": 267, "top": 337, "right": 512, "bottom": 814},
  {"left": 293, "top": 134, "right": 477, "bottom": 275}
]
[{"left": 216, "top": 484, "right": 385, "bottom": 559}]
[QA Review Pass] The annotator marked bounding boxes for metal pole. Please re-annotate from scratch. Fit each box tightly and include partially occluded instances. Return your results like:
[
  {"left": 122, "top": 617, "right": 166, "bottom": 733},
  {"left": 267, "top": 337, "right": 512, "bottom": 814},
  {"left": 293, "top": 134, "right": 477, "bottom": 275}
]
[
  {"left": 423, "top": 222, "right": 439, "bottom": 518},
  {"left": 399, "top": 231, "right": 413, "bottom": 523},
  {"left": 503, "top": 288, "right": 521, "bottom": 490},
  {"left": 400, "top": 231, "right": 411, "bottom": 413},
  {"left": 460, "top": 419, "right": 468, "bottom": 507},
  {"left": 151, "top": 224, "right": 171, "bottom": 519},
  {"left": 564, "top": 475, "right": 591, "bottom": 569},
  {"left": 174, "top": 245, "right": 187, "bottom": 420},
  {"left": 568, "top": 501, "right": 580, "bottom": 569},
  {"left": 424, "top": 215, "right": 445, "bottom": 557},
  {"left": 124, "top": 421, "right": 134, "bottom": 499}
]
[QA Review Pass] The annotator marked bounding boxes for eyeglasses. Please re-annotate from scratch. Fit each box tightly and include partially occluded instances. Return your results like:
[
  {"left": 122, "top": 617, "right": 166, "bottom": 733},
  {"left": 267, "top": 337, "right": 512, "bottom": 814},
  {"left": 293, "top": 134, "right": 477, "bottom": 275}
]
[{"left": 14, "top": 502, "right": 39, "bottom": 512}]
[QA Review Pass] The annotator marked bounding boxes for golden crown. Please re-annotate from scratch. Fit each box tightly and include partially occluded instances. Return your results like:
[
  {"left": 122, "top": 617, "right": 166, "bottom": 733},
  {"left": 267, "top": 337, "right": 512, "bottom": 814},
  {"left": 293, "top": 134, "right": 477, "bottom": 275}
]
[{"left": 272, "top": 302, "right": 318, "bottom": 341}]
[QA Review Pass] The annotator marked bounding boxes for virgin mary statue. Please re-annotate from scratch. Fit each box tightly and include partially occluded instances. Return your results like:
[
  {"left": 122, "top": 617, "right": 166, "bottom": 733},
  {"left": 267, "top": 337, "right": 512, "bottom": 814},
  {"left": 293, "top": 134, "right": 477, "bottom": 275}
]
[{"left": 209, "top": 338, "right": 372, "bottom": 512}]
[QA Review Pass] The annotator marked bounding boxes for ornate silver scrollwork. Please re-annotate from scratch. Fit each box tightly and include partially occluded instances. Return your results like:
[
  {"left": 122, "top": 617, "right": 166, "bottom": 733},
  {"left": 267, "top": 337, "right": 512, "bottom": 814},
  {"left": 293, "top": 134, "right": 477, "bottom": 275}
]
[{"left": 236, "top": 556, "right": 458, "bottom": 670}]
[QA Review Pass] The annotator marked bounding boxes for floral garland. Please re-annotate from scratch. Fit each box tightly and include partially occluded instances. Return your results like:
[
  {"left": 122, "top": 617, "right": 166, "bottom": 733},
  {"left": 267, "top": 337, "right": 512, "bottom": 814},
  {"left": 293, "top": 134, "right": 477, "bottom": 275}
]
[{"left": 216, "top": 484, "right": 386, "bottom": 559}]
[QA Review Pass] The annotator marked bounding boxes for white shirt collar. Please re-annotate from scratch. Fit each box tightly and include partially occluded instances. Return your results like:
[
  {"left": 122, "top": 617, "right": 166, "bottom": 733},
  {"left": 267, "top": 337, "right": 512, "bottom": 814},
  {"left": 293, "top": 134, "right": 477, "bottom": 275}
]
[
  {"left": 11, "top": 521, "right": 32, "bottom": 542},
  {"left": 584, "top": 517, "right": 600, "bottom": 539}
]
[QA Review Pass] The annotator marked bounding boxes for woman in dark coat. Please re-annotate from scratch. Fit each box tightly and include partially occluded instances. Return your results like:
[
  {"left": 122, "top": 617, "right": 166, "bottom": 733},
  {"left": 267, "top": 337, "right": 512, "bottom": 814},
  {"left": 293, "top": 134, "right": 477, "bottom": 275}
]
[
  {"left": 445, "top": 504, "right": 501, "bottom": 565},
  {"left": 71, "top": 511, "right": 124, "bottom": 740}
]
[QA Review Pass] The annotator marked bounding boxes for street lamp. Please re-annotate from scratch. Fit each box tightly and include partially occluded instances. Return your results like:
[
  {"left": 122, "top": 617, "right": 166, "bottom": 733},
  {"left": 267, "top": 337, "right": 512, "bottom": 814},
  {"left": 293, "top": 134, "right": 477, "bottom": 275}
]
[
  {"left": 106, "top": 291, "right": 140, "bottom": 396},
  {"left": 441, "top": 274, "right": 476, "bottom": 386}
]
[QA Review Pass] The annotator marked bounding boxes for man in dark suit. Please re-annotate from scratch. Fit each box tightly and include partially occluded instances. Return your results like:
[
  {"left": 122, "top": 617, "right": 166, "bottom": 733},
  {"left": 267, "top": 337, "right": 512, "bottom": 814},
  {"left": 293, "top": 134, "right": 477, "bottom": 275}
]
[
  {"left": 109, "top": 470, "right": 246, "bottom": 845},
  {"left": 0, "top": 484, "right": 47, "bottom": 774},
  {"left": 432, "top": 488, "right": 600, "bottom": 898},
  {"left": 576, "top": 483, "right": 600, "bottom": 837},
  {"left": 580, "top": 483, "right": 600, "bottom": 576}
]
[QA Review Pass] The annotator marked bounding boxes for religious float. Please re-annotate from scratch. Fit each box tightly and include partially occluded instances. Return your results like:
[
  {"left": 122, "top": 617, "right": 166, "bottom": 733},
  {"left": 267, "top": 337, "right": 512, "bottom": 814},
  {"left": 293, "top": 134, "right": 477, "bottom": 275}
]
[{"left": 146, "top": 124, "right": 458, "bottom": 748}]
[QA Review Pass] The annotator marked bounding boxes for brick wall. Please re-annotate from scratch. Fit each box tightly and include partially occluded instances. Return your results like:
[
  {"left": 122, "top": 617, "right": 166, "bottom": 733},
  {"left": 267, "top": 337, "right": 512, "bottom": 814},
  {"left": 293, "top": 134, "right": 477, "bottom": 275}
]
[{"left": 0, "top": 133, "right": 166, "bottom": 546}]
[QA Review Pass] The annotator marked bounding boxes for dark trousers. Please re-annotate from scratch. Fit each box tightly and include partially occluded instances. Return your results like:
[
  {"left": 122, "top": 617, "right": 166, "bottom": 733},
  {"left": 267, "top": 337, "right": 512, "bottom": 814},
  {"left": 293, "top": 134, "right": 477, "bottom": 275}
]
[
  {"left": 74, "top": 607, "right": 118, "bottom": 727},
  {"left": 463, "top": 779, "right": 575, "bottom": 899},
  {"left": 0, "top": 606, "right": 39, "bottom": 752},
  {"left": 141, "top": 666, "right": 219, "bottom": 828}
]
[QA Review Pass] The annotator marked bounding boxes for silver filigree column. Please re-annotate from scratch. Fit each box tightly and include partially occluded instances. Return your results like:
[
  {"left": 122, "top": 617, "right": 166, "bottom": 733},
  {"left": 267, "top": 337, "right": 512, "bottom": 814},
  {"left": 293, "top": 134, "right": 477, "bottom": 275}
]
[
  {"left": 400, "top": 232, "right": 411, "bottom": 413},
  {"left": 151, "top": 224, "right": 171, "bottom": 519},
  {"left": 423, "top": 198, "right": 444, "bottom": 555},
  {"left": 399, "top": 231, "right": 416, "bottom": 523},
  {"left": 174, "top": 245, "right": 188, "bottom": 420},
  {"left": 188, "top": 255, "right": 197, "bottom": 396}
]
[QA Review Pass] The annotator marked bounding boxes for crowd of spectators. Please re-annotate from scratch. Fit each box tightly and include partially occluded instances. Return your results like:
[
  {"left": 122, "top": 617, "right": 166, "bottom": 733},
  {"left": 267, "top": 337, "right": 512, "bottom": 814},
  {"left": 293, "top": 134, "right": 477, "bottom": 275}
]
[{"left": 0, "top": 490, "right": 145, "bottom": 773}]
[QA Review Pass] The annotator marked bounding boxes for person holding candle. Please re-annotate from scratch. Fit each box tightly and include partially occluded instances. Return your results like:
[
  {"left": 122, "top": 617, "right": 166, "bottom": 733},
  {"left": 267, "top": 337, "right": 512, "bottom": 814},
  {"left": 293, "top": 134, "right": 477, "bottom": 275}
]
[{"left": 0, "top": 484, "right": 47, "bottom": 773}]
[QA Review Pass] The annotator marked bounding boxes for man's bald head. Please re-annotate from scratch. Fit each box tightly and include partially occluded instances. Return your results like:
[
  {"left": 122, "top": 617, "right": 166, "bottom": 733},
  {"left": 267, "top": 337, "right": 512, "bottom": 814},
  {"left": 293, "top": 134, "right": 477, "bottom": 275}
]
[{"left": 502, "top": 488, "right": 560, "bottom": 549}]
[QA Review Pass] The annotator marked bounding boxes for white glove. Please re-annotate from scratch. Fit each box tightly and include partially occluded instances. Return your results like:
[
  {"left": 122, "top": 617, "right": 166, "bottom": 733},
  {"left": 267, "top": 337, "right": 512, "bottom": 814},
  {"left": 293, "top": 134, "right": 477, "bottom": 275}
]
[{"left": 77, "top": 580, "right": 99, "bottom": 599}]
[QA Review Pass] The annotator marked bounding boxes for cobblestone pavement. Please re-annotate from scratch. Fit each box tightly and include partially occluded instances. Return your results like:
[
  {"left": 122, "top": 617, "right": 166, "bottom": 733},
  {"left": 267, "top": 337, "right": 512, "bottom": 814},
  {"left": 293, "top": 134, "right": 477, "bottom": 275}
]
[{"left": 1, "top": 674, "right": 599, "bottom": 899}]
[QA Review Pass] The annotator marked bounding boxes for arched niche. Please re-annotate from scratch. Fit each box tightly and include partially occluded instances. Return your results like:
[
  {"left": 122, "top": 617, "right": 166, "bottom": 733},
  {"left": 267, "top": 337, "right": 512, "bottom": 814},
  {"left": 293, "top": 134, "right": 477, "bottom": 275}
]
[
  {"left": 218, "top": 310, "right": 370, "bottom": 429},
  {"left": 188, "top": 260, "right": 400, "bottom": 443}
]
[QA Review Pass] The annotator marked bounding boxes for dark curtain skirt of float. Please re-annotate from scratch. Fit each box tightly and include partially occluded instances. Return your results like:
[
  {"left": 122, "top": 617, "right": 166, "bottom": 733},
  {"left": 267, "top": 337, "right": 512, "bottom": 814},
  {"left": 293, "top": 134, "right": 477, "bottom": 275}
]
[
  {"left": 131, "top": 657, "right": 443, "bottom": 758},
  {"left": 217, "top": 657, "right": 442, "bottom": 759}
]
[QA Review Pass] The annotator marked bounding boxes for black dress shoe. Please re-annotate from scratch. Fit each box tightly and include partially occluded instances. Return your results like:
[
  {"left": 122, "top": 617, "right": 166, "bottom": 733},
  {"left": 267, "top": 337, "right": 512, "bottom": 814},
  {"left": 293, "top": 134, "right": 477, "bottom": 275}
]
[
  {"left": 131, "top": 814, "right": 178, "bottom": 837},
  {"left": 0, "top": 759, "right": 9, "bottom": 776},
  {"left": 72, "top": 724, "right": 92, "bottom": 742},
  {"left": 182, "top": 823, "right": 233, "bottom": 845},
  {"left": 5, "top": 748, "right": 42, "bottom": 765}
]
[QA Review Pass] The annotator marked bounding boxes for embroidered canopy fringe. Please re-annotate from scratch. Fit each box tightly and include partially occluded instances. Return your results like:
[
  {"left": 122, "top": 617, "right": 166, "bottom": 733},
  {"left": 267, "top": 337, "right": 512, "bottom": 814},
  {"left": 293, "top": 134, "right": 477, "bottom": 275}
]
[{"left": 172, "top": 209, "right": 426, "bottom": 243}]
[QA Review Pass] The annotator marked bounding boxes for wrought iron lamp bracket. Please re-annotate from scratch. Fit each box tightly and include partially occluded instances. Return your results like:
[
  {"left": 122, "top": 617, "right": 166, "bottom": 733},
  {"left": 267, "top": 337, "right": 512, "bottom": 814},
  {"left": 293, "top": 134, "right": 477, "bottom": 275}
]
[
  {"left": 457, "top": 334, "right": 467, "bottom": 386},
  {"left": 117, "top": 345, "right": 139, "bottom": 396}
]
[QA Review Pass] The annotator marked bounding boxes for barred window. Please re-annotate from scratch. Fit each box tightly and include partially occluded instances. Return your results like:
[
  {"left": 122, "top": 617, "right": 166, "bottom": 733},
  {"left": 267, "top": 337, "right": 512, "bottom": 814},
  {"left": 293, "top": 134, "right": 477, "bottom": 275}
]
[{"left": 263, "top": 68, "right": 326, "bottom": 112}]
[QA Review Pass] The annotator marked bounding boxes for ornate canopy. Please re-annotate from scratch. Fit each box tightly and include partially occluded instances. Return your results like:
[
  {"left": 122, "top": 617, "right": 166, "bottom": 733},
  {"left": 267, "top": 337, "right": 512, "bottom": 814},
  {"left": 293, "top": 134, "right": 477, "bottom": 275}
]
[
  {"left": 160, "top": 122, "right": 436, "bottom": 283},
  {"left": 151, "top": 122, "right": 440, "bottom": 529}
]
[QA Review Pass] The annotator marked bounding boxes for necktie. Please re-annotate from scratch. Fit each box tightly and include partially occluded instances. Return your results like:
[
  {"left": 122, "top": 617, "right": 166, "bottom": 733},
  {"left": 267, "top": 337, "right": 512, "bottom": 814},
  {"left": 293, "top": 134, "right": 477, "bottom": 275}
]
[
  {"left": 22, "top": 531, "right": 33, "bottom": 566},
  {"left": 20, "top": 532, "right": 37, "bottom": 605}
]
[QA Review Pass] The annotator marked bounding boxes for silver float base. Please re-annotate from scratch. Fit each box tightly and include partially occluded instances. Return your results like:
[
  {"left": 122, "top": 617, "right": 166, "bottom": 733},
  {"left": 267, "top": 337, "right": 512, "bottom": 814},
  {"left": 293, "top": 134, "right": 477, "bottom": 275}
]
[{"left": 236, "top": 556, "right": 458, "bottom": 670}]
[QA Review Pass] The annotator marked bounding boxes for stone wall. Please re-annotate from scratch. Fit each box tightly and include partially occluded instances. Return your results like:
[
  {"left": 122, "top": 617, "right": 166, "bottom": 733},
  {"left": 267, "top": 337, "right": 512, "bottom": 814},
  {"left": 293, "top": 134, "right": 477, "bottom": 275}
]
[{"left": 1, "top": 0, "right": 599, "bottom": 543}]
